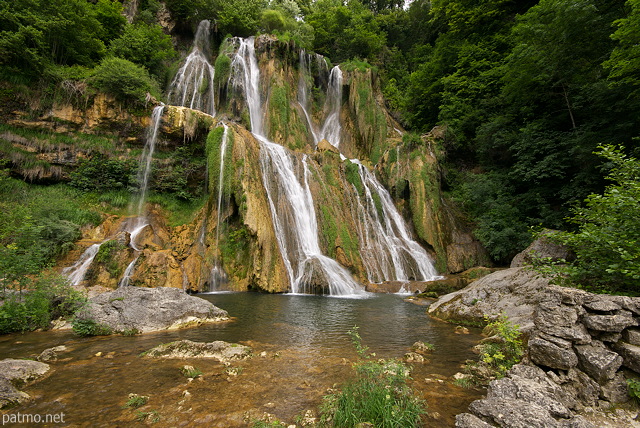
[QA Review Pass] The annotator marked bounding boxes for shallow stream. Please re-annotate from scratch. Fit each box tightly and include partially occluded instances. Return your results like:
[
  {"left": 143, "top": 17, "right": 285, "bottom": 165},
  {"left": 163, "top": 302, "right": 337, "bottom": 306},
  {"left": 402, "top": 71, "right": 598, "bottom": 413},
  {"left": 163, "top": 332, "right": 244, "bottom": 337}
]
[{"left": 0, "top": 293, "right": 484, "bottom": 427}]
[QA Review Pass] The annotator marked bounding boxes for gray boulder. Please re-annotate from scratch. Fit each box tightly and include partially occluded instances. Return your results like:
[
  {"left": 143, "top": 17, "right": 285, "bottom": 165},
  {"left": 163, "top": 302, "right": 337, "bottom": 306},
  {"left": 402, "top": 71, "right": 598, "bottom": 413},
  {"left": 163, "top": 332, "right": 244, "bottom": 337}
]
[
  {"left": 0, "top": 377, "right": 29, "bottom": 408},
  {"left": 529, "top": 335, "right": 578, "bottom": 370},
  {"left": 510, "top": 231, "right": 572, "bottom": 268},
  {"left": 468, "top": 397, "right": 560, "bottom": 428},
  {"left": 455, "top": 413, "right": 495, "bottom": 427},
  {"left": 574, "top": 342, "right": 623, "bottom": 384},
  {"left": 75, "top": 287, "right": 229, "bottom": 333},
  {"left": 142, "top": 340, "right": 251, "bottom": 363},
  {"left": 428, "top": 268, "right": 551, "bottom": 332},
  {"left": 613, "top": 341, "right": 640, "bottom": 374},
  {"left": 582, "top": 311, "right": 637, "bottom": 333},
  {"left": 534, "top": 301, "right": 591, "bottom": 344},
  {"left": 0, "top": 359, "right": 50, "bottom": 386}
]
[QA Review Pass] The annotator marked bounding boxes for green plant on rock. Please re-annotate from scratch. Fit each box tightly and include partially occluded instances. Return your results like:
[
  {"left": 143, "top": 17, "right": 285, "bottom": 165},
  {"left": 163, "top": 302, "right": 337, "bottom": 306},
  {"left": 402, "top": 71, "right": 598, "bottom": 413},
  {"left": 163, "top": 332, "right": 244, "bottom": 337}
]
[
  {"left": 123, "top": 393, "right": 148, "bottom": 409},
  {"left": 319, "top": 326, "right": 426, "bottom": 427},
  {"left": 627, "top": 378, "right": 640, "bottom": 403},
  {"left": 457, "top": 314, "right": 523, "bottom": 386},
  {"left": 180, "top": 365, "right": 202, "bottom": 378},
  {"left": 136, "top": 410, "right": 160, "bottom": 423}
]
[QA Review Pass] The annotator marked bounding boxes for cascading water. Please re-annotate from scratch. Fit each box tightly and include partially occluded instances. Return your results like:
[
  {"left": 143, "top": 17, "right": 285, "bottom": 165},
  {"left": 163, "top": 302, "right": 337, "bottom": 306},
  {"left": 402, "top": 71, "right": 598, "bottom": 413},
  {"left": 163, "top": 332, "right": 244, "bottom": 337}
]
[
  {"left": 297, "top": 51, "right": 342, "bottom": 148},
  {"left": 167, "top": 20, "right": 216, "bottom": 115},
  {"left": 62, "top": 244, "right": 101, "bottom": 286},
  {"left": 298, "top": 52, "right": 439, "bottom": 286},
  {"left": 351, "top": 159, "right": 440, "bottom": 284},
  {"left": 209, "top": 123, "right": 230, "bottom": 290},
  {"left": 232, "top": 37, "right": 362, "bottom": 296}
]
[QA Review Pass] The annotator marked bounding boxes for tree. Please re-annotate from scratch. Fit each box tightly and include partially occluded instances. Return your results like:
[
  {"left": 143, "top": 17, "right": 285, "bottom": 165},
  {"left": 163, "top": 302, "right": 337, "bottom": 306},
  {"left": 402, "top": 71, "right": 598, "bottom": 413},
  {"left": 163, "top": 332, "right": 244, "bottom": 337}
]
[
  {"left": 546, "top": 146, "right": 640, "bottom": 294},
  {"left": 604, "top": 0, "right": 640, "bottom": 98},
  {"left": 109, "top": 23, "right": 176, "bottom": 78}
]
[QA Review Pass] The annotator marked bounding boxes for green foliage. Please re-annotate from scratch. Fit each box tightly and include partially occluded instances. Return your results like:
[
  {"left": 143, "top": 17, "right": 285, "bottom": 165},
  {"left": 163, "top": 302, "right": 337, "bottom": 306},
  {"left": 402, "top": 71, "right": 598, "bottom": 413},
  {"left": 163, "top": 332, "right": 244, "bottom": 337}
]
[
  {"left": 0, "top": 173, "right": 101, "bottom": 287},
  {"left": 627, "top": 378, "right": 640, "bottom": 402},
  {"left": 214, "top": 54, "right": 232, "bottom": 90},
  {"left": 123, "top": 394, "right": 149, "bottom": 409},
  {"left": 89, "top": 57, "right": 161, "bottom": 105},
  {"left": 70, "top": 154, "right": 137, "bottom": 193},
  {"left": 0, "top": 271, "right": 87, "bottom": 334},
  {"left": 109, "top": 23, "right": 176, "bottom": 79},
  {"left": 71, "top": 318, "right": 113, "bottom": 337},
  {"left": 605, "top": 0, "right": 640, "bottom": 98},
  {"left": 94, "top": 239, "right": 127, "bottom": 278},
  {"left": 216, "top": 0, "right": 268, "bottom": 37},
  {"left": 180, "top": 365, "right": 202, "bottom": 378},
  {"left": 135, "top": 410, "right": 160, "bottom": 423},
  {"left": 458, "top": 314, "right": 523, "bottom": 386},
  {"left": 320, "top": 326, "right": 426, "bottom": 427},
  {"left": 540, "top": 146, "right": 640, "bottom": 294},
  {"left": 345, "top": 161, "right": 364, "bottom": 196}
]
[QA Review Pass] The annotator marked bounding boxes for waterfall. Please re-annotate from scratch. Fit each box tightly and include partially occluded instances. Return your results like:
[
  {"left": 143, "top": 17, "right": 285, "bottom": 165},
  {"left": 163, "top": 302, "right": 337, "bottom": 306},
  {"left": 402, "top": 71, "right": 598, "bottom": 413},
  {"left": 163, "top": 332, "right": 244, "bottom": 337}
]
[
  {"left": 118, "top": 257, "right": 138, "bottom": 287},
  {"left": 209, "top": 123, "right": 230, "bottom": 290},
  {"left": 298, "top": 50, "right": 321, "bottom": 144},
  {"left": 319, "top": 66, "right": 343, "bottom": 147},
  {"left": 351, "top": 159, "right": 440, "bottom": 285},
  {"left": 232, "top": 37, "right": 362, "bottom": 296},
  {"left": 297, "top": 52, "right": 342, "bottom": 148},
  {"left": 62, "top": 244, "right": 101, "bottom": 286},
  {"left": 136, "top": 105, "right": 164, "bottom": 216},
  {"left": 167, "top": 20, "right": 216, "bottom": 115}
]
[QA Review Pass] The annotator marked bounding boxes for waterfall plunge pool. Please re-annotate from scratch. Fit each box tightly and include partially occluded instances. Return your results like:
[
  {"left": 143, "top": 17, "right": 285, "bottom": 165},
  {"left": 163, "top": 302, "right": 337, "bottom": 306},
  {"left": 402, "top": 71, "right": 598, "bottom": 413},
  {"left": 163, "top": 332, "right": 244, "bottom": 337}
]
[{"left": 0, "top": 293, "right": 484, "bottom": 427}]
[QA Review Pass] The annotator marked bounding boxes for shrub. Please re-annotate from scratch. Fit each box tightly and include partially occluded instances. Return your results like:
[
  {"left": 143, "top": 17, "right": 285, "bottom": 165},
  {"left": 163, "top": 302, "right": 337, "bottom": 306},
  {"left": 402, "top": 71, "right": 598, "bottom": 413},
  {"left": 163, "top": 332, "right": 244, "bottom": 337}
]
[
  {"left": 89, "top": 57, "right": 161, "bottom": 104},
  {"left": 319, "top": 327, "right": 426, "bottom": 427},
  {"left": 70, "top": 154, "right": 138, "bottom": 193},
  {"left": 71, "top": 318, "right": 113, "bottom": 337},
  {"left": 109, "top": 23, "right": 175, "bottom": 78},
  {"left": 0, "top": 272, "right": 87, "bottom": 334}
]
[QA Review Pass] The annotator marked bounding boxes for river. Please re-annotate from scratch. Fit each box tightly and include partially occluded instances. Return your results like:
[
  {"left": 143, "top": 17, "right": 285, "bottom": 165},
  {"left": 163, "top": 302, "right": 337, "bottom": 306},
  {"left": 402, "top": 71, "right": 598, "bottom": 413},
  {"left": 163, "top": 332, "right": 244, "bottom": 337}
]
[{"left": 0, "top": 293, "right": 484, "bottom": 427}]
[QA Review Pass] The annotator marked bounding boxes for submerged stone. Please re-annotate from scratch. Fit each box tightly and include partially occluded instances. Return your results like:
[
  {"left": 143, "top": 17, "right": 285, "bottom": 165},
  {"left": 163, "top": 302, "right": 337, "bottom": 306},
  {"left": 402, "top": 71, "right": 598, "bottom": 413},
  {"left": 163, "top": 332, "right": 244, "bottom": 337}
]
[{"left": 143, "top": 340, "right": 251, "bottom": 363}]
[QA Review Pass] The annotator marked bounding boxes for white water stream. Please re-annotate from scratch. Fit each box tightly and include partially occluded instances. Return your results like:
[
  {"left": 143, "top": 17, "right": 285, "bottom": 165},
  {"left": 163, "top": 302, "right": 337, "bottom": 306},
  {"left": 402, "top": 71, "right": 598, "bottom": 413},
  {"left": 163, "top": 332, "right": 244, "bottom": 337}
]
[
  {"left": 167, "top": 20, "right": 216, "bottom": 115},
  {"left": 232, "top": 37, "right": 362, "bottom": 296}
]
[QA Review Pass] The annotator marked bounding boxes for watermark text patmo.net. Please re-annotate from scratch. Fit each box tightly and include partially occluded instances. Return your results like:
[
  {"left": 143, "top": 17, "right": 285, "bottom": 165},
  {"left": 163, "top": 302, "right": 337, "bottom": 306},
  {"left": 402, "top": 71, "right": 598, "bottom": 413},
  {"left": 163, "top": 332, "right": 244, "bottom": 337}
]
[{"left": 2, "top": 413, "right": 65, "bottom": 425}]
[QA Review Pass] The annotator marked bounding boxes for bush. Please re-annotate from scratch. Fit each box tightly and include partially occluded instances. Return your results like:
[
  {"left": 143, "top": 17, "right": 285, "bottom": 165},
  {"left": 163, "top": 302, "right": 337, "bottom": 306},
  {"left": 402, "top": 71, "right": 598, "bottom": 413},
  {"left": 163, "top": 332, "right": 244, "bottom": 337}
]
[
  {"left": 319, "top": 327, "right": 426, "bottom": 427},
  {"left": 90, "top": 57, "right": 161, "bottom": 104},
  {"left": 0, "top": 272, "right": 87, "bottom": 334},
  {"left": 71, "top": 318, "right": 113, "bottom": 337},
  {"left": 70, "top": 154, "right": 138, "bottom": 193}
]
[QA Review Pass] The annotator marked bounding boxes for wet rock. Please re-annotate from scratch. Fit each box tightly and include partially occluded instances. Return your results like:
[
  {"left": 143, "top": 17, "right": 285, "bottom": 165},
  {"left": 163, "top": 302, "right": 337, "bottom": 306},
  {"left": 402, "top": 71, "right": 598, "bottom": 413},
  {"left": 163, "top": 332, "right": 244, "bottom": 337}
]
[
  {"left": 143, "top": 340, "right": 251, "bottom": 363},
  {"left": 317, "top": 139, "right": 340, "bottom": 154},
  {"left": 403, "top": 352, "right": 425, "bottom": 363},
  {"left": 468, "top": 397, "right": 560, "bottom": 428},
  {"left": 75, "top": 287, "right": 228, "bottom": 333},
  {"left": 529, "top": 335, "right": 578, "bottom": 370},
  {"left": 510, "top": 230, "right": 573, "bottom": 268},
  {"left": 0, "top": 377, "right": 29, "bottom": 409},
  {"left": 613, "top": 341, "right": 640, "bottom": 374},
  {"left": 574, "top": 342, "right": 623, "bottom": 384},
  {"left": 455, "top": 413, "right": 494, "bottom": 427},
  {"left": 0, "top": 359, "right": 50, "bottom": 385},
  {"left": 37, "top": 345, "right": 67, "bottom": 362},
  {"left": 411, "top": 341, "right": 434, "bottom": 354},
  {"left": 582, "top": 311, "right": 637, "bottom": 333}
]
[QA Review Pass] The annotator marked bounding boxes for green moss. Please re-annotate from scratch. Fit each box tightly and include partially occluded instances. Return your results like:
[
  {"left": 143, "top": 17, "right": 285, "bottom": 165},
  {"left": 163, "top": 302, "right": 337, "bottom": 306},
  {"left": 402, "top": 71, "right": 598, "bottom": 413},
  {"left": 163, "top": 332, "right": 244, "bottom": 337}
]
[
  {"left": 219, "top": 223, "right": 252, "bottom": 280},
  {"left": 214, "top": 54, "right": 231, "bottom": 89},
  {"left": 344, "top": 161, "right": 364, "bottom": 196},
  {"left": 94, "top": 239, "right": 127, "bottom": 277},
  {"left": 268, "top": 83, "right": 294, "bottom": 146},
  {"left": 320, "top": 205, "right": 338, "bottom": 258}
]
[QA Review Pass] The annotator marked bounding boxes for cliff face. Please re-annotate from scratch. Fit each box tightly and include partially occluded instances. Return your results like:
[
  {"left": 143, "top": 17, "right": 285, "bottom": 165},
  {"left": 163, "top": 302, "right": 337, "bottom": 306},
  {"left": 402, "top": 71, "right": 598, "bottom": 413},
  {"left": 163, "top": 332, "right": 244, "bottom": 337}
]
[{"left": 7, "top": 35, "right": 489, "bottom": 293}]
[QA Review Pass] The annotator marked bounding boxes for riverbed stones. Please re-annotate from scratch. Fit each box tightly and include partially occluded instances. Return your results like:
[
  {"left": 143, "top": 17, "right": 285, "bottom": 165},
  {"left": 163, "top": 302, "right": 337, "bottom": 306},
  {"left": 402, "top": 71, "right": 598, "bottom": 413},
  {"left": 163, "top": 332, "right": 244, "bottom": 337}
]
[
  {"left": 75, "top": 286, "right": 229, "bottom": 333},
  {"left": 0, "top": 359, "right": 50, "bottom": 409},
  {"left": 574, "top": 341, "right": 623, "bottom": 384},
  {"left": 143, "top": 340, "right": 251, "bottom": 363},
  {"left": 37, "top": 345, "right": 67, "bottom": 362}
]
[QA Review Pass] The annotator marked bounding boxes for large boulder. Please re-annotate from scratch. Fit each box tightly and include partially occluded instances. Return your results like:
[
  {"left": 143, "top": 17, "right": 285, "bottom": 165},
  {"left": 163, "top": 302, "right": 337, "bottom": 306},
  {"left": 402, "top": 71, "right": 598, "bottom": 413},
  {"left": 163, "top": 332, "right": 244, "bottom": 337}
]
[
  {"left": 510, "top": 230, "right": 572, "bottom": 268},
  {"left": 427, "top": 268, "right": 551, "bottom": 331},
  {"left": 75, "top": 287, "right": 229, "bottom": 333}
]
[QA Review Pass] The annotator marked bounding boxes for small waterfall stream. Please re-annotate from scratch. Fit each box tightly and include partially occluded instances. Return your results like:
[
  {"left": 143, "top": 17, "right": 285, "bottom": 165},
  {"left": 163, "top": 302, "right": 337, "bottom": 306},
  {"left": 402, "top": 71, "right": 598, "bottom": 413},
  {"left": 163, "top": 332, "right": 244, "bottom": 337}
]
[
  {"left": 232, "top": 37, "right": 362, "bottom": 296},
  {"left": 167, "top": 20, "right": 216, "bottom": 115},
  {"left": 209, "top": 123, "right": 230, "bottom": 290}
]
